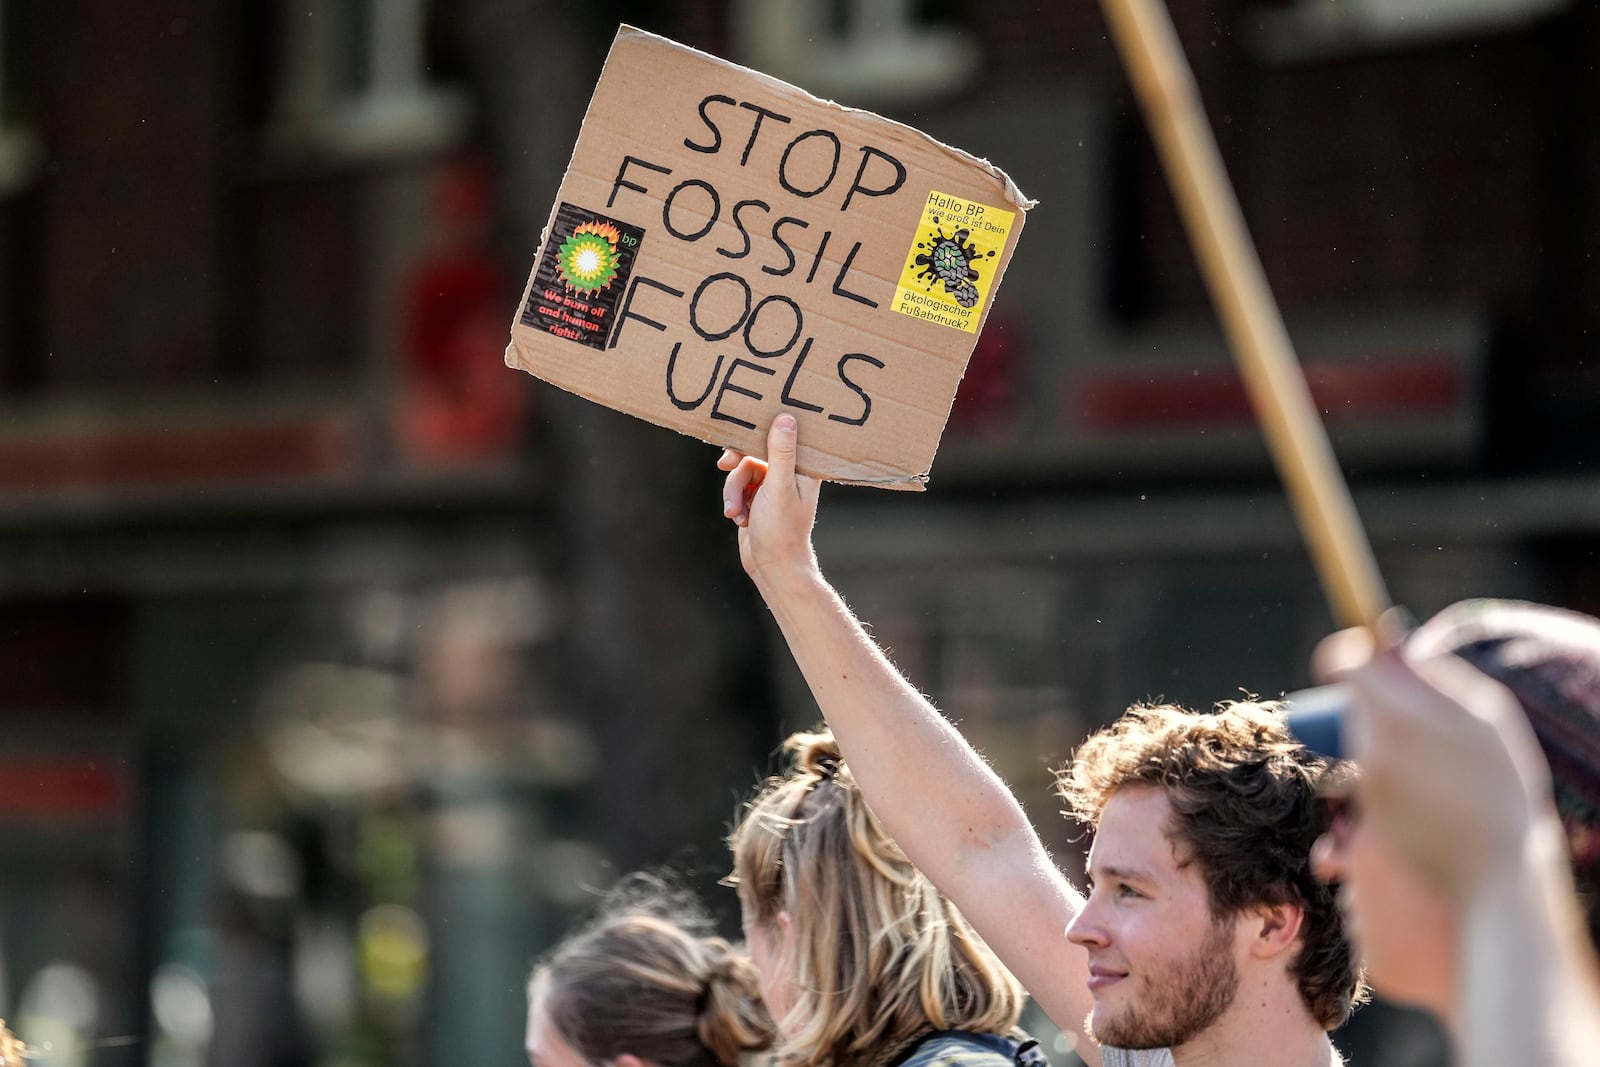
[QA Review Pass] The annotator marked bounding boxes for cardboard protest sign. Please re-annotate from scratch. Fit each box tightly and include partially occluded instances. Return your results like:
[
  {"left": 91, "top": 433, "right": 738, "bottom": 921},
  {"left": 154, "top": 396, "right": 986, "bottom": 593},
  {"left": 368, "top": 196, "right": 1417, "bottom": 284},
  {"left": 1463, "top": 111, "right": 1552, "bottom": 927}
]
[{"left": 505, "top": 26, "right": 1032, "bottom": 489}]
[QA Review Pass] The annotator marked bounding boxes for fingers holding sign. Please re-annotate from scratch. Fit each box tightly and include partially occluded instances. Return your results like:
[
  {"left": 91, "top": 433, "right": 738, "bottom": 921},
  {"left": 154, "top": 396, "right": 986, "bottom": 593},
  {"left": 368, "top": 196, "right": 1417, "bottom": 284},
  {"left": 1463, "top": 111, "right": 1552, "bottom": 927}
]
[
  {"left": 718, "top": 415, "right": 823, "bottom": 589},
  {"left": 717, "top": 448, "right": 764, "bottom": 526}
]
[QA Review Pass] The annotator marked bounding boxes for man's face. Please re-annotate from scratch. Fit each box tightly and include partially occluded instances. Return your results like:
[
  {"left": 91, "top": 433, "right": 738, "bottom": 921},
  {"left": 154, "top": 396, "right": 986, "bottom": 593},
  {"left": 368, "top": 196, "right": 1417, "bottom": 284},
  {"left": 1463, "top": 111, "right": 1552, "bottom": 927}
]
[
  {"left": 1310, "top": 795, "right": 1457, "bottom": 1013},
  {"left": 1066, "top": 784, "right": 1241, "bottom": 1049}
]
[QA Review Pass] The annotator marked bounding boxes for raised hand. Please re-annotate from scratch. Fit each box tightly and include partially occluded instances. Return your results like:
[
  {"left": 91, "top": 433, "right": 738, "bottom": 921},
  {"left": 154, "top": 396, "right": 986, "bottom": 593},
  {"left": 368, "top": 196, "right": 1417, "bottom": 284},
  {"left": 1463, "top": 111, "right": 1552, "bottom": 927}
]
[{"left": 717, "top": 414, "right": 822, "bottom": 591}]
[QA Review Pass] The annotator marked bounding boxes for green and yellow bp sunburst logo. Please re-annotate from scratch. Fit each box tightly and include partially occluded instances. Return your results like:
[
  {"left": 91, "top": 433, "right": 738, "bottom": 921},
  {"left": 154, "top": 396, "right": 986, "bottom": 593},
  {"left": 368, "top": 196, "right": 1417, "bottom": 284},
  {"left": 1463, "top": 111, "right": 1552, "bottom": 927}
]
[{"left": 556, "top": 221, "right": 624, "bottom": 294}]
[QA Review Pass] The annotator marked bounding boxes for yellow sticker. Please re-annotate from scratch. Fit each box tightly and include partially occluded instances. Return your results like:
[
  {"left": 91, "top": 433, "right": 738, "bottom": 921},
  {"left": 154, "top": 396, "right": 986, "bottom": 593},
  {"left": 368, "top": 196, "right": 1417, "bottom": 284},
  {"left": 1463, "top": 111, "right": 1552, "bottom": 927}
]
[{"left": 892, "top": 191, "right": 1016, "bottom": 334}]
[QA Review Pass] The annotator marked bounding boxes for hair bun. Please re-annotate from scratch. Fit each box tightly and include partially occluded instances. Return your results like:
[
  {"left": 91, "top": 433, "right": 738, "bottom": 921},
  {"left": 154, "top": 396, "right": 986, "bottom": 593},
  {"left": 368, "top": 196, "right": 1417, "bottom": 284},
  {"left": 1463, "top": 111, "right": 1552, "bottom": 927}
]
[
  {"left": 695, "top": 938, "right": 773, "bottom": 1066},
  {"left": 786, "top": 729, "right": 846, "bottom": 781},
  {"left": 533, "top": 873, "right": 775, "bottom": 1067}
]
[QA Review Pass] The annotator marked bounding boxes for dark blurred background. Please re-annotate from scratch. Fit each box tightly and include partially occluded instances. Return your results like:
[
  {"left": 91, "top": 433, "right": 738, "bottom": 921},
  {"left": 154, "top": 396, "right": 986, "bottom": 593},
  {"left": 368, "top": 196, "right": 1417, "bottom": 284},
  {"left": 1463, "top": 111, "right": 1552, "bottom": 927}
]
[{"left": 0, "top": 2, "right": 1595, "bottom": 1066}]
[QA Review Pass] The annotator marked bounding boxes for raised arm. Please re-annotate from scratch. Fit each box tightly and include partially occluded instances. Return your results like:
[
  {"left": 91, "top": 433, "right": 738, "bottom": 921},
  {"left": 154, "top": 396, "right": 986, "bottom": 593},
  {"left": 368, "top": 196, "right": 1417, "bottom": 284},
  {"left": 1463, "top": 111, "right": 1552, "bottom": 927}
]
[{"left": 720, "top": 415, "right": 1096, "bottom": 1053}]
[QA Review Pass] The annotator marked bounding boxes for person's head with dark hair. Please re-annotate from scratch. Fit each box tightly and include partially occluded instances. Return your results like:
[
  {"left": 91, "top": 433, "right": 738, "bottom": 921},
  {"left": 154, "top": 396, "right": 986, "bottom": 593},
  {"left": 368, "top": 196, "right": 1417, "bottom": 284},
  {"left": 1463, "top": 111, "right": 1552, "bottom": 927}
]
[
  {"left": 1056, "top": 701, "right": 1364, "bottom": 1049},
  {"left": 1312, "top": 598, "right": 1600, "bottom": 1020},
  {"left": 526, "top": 872, "right": 775, "bottom": 1067}
]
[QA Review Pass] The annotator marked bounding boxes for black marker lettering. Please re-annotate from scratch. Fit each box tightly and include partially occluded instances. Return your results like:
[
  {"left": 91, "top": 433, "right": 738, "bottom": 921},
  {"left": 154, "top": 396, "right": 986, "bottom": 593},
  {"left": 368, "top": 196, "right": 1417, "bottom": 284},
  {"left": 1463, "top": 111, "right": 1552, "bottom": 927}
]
[
  {"left": 737, "top": 102, "right": 793, "bottom": 166},
  {"left": 742, "top": 294, "right": 803, "bottom": 359},
  {"left": 711, "top": 358, "right": 776, "bottom": 429},
  {"left": 611, "top": 275, "right": 684, "bottom": 349},
  {"left": 689, "top": 272, "right": 751, "bottom": 342},
  {"left": 779, "top": 337, "right": 825, "bottom": 414},
  {"left": 665, "top": 341, "right": 724, "bottom": 410},
  {"left": 609, "top": 155, "right": 672, "bottom": 209},
  {"left": 685, "top": 94, "right": 737, "bottom": 154},
  {"left": 765, "top": 217, "right": 808, "bottom": 277},
  {"left": 663, "top": 179, "right": 721, "bottom": 242},
  {"left": 840, "top": 146, "right": 906, "bottom": 212},
  {"left": 831, "top": 241, "right": 877, "bottom": 308},
  {"left": 804, "top": 230, "right": 833, "bottom": 284},
  {"left": 829, "top": 353, "right": 885, "bottom": 426},
  {"left": 717, "top": 199, "right": 770, "bottom": 260},
  {"left": 779, "top": 129, "right": 842, "bottom": 198}
]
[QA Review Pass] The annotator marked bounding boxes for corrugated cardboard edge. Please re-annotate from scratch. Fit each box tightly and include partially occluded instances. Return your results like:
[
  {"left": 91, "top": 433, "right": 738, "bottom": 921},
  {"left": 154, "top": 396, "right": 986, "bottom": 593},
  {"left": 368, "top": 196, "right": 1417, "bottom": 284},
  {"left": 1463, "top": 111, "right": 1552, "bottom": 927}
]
[{"left": 504, "top": 24, "right": 1036, "bottom": 491}]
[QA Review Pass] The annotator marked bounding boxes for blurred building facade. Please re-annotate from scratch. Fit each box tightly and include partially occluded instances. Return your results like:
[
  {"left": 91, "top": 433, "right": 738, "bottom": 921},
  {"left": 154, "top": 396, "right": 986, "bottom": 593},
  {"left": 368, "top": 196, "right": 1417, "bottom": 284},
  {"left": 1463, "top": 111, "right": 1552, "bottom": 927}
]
[{"left": 0, "top": 3, "right": 1596, "bottom": 1067}]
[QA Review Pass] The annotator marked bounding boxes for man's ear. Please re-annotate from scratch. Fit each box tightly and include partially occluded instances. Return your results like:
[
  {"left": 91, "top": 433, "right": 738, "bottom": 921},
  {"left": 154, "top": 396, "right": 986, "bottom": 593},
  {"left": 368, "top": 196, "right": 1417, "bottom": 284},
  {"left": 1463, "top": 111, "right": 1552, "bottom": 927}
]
[
  {"left": 617, "top": 1054, "right": 649, "bottom": 1067},
  {"left": 1246, "top": 900, "right": 1306, "bottom": 960}
]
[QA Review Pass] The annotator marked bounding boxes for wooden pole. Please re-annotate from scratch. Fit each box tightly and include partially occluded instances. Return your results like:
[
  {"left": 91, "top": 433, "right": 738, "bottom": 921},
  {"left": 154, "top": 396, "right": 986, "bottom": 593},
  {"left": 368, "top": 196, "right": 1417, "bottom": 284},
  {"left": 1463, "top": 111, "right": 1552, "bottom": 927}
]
[{"left": 1098, "top": 0, "right": 1391, "bottom": 631}]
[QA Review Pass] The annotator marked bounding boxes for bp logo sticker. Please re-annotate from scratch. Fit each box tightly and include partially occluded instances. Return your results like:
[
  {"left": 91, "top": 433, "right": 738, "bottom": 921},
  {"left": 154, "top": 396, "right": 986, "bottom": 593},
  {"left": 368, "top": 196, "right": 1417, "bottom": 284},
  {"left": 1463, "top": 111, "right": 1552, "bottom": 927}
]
[{"left": 522, "top": 204, "right": 646, "bottom": 350}]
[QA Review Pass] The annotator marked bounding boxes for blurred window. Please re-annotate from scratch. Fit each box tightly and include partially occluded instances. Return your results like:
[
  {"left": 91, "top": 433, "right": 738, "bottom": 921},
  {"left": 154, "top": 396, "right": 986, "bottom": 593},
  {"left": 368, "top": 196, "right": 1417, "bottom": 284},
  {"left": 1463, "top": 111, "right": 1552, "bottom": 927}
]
[
  {"left": 730, "top": 0, "right": 977, "bottom": 106},
  {"left": 263, "top": 0, "right": 469, "bottom": 161},
  {"left": 0, "top": 0, "right": 38, "bottom": 195},
  {"left": 230, "top": 1, "right": 477, "bottom": 400},
  {"left": 0, "top": 0, "right": 40, "bottom": 394},
  {"left": 1252, "top": 0, "right": 1570, "bottom": 61}
]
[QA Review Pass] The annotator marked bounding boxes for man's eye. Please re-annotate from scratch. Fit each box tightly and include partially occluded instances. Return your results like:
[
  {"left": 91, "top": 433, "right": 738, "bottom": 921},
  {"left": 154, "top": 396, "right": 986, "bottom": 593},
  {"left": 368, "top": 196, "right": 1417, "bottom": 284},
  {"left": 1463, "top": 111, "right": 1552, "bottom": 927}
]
[{"left": 1117, "top": 884, "right": 1141, "bottom": 899}]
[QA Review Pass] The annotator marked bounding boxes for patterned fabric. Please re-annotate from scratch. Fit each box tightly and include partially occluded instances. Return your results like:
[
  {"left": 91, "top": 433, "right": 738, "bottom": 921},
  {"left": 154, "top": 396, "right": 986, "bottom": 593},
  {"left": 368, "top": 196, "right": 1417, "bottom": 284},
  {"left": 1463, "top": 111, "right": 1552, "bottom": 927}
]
[{"left": 1417, "top": 599, "right": 1600, "bottom": 872}]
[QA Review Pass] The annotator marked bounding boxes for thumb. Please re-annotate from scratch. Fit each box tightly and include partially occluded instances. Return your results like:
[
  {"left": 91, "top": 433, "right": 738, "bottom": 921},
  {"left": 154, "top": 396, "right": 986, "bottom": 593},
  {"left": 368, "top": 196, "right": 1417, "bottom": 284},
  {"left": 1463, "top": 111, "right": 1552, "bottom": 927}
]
[{"left": 766, "top": 413, "right": 798, "bottom": 485}]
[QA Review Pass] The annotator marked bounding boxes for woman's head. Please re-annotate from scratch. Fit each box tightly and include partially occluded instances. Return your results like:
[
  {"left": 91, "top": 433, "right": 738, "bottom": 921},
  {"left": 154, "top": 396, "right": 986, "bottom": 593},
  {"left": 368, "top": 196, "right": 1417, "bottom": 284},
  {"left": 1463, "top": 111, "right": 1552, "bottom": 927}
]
[
  {"left": 726, "top": 730, "right": 1024, "bottom": 1067},
  {"left": 527, "top": 874, "right": 775, "bottom": 1067}
]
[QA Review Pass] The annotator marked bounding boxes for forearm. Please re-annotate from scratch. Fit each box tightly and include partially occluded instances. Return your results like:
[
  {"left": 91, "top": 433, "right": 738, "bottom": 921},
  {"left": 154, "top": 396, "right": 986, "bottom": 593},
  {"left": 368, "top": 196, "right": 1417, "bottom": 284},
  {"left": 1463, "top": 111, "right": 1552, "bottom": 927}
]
[{"left": 1457, "top": 820, "right": 1600, "bottom": 1067}]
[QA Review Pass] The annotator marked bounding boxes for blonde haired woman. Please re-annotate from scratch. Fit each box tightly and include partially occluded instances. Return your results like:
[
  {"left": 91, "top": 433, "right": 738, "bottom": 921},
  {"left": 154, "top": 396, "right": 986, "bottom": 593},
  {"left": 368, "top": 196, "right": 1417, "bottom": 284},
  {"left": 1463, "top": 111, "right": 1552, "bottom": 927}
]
[
  {"left": 526, "top": 873, "right": 776, "bottom": 1067},
  {"left": 728, "top": 730, "right": 1049, "bottom": 1067}
]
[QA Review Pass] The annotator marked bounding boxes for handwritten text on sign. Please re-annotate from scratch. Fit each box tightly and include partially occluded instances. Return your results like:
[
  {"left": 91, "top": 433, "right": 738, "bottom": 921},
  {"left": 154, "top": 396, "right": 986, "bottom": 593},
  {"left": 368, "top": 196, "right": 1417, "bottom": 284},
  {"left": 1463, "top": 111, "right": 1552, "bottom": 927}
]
[{"left": 520, "top": 95, "right": 1015, "bottom": 430}]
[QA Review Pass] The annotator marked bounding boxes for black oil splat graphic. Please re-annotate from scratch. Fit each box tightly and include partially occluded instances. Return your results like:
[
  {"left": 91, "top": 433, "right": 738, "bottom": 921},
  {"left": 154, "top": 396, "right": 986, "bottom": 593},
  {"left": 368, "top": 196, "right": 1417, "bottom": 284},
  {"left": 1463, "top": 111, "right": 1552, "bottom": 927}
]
[{"left": 911, "top": 220, "right": 996, "bottom": 309}]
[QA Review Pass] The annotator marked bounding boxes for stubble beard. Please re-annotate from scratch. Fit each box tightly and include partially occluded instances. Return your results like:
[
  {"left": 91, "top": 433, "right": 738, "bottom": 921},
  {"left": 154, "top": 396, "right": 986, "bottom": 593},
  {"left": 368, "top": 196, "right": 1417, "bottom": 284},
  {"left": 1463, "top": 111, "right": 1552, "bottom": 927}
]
[{"left": 1090, "top": 919, "right": 1240, "bottom": 1050}]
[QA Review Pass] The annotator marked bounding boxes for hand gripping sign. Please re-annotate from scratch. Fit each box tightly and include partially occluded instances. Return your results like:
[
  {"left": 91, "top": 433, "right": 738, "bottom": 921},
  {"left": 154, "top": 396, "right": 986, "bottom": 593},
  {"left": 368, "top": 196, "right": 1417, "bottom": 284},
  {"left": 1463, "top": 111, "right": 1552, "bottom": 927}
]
[{"left": 504, "top": 26, "right": 1032, "bottom": 490}]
